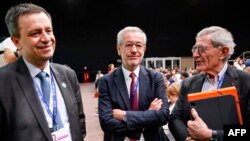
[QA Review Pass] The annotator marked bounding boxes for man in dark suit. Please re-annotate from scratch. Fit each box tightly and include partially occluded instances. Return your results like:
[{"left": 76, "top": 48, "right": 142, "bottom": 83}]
[
  {"left": 98, "top": 26, "right": 169, "bottom": 141},
  {"left": 0, "top": 3, "right": 86, "bottom": 141},
  {"left": 169, "top": 26, "right": 250, "bottom": 141}
]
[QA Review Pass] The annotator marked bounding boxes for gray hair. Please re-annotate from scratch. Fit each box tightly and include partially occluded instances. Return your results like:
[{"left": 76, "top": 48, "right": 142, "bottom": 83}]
[
  {"left": 5, "top": 3, "right": 52, "bottom": 38},
  {"left": 117, "top": 26, "right": 147, "bottom": 45},
  {"left": 196, "top": 26, "right": 236, "bottom": 60}
]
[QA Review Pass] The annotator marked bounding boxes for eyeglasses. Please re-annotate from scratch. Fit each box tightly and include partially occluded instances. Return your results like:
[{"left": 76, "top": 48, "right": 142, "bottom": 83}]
[
  {"left": 121, "top": 42, "right": 145, "bottom": 49},
  {"left": 191, "top": 45, "right": 212, "bottom": 54}
]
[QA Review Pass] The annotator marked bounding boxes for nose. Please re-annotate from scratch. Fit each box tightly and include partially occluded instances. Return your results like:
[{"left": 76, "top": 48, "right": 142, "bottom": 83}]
[
  {"left": 40, "top": 31, "right": 51, "bottom": 42},
  {"left": 130, "top": 45, "right": 138, "bottom": 52},
  {"left": 192, "top": 48, "right": 200, "bottom": 57}
]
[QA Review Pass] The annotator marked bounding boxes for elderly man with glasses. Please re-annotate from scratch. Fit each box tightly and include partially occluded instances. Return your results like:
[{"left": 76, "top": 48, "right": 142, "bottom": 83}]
[{"left": 169, "top": 26, "right": 250, "bottom": 141}]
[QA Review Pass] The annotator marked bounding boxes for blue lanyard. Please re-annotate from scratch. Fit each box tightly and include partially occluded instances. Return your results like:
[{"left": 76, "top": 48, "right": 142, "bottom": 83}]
[
  {"left": 130, "top": 78, "right": 139, "bottom": 103},
  {"left": 33, "top": 70, "right": 58, "bottom": 127},
  {"left": 217, "top": 73, "right": 226, "bottom": 89}
]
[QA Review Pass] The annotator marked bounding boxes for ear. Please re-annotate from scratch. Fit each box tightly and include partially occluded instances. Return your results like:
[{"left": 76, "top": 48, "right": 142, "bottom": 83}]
[
  {"left": 117, "top": 45, "right": 121, "bottom": 56},
  {"left": 220, "top": 46, "right": 229, "bottom": 60},
  {"left": 11, "top": 36, "right": 21, "bottom": 50}
]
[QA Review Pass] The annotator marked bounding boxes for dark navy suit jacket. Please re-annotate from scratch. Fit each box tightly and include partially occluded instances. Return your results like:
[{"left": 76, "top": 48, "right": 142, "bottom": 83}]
[{"left": 98, "top": 66, "right": 169, "bottom": 141}]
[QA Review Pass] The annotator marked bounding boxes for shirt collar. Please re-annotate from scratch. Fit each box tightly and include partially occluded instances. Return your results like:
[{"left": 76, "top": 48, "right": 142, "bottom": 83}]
[
  {"left": 23, "top": 58, "right": 51, "bottom": 78},
  {"left": 122, "top": 65, "right": 140, "bottom": 79},
  {"left": 205, "top": 63, "right": 228, "bottom": 82},
  {"left": 218, "top": 63, "right": 228, "bottom": 81}
]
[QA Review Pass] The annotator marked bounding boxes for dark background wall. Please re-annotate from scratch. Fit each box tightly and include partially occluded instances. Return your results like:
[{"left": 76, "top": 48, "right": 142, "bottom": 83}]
[{"left": 1, "top": 0, "right": 249, "bottom": 82}]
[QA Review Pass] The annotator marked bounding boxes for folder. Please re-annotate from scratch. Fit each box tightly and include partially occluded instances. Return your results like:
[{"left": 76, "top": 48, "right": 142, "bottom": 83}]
[{"left": 188, "top": 86, "right": 242, "bottom": 130}]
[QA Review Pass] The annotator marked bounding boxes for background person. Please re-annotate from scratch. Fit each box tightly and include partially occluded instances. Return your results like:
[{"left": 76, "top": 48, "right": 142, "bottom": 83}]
[
  {"left": 107, "top": 63, "right": 116, "bottom": 74},
  {"left": 0, "top": 37, "right": 19, "bottom": 67},
  {"left": 233, "top": 56, "right": 245, "bottom": 71},
  {"left": 163, "top": 82, "right": 180, "bottom": 141},
  {"left": 94, "top": 70, "right": 104, "bottom": 97},
  {"left": 83, "top": 66, "right": 89, "bottom": 83}
]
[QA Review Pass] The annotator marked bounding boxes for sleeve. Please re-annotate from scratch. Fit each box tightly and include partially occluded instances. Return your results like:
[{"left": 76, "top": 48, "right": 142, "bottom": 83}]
[
  {"left": 125, "top": 72, "right": 169, "bottom": 128},
  {"left": 98, "top": 76, "right": 128, "bottom": 133}
]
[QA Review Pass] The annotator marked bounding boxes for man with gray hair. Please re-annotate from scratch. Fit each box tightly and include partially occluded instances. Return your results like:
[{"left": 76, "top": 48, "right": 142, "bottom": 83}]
[
  {"left": 98, "top": 26, "right": 169, "bottom": 141},
  {"left": 169, "top": 26, "right": 250, "bottom": 141}
]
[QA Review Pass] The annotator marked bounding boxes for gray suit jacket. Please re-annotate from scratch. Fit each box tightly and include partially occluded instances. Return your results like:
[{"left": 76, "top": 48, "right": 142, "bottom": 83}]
[
  {"left": 169, "top": 65, "right": 250, "bottom": 141},
  {"left": 0, "top": 57, "right": 86, "bottom": 141},
  {"left": 98, "top": 66, "right": 169, "bottom": 141}
]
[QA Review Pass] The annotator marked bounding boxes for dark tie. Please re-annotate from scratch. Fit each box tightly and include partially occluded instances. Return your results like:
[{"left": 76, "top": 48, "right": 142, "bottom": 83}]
[
  {"left": 129, "top": 72, "right": 138, "bottom": 111},
  {"left": 129, "top": 73, "right": 138, "bottom": 141},
  {"left": 37, "top": 71, "right": 51, "bottom": 104}
]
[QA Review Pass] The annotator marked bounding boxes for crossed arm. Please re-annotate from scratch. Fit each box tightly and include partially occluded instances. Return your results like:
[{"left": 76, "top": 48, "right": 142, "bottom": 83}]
[{"left": 113, "top": 98, "right": 163, "bottom": 121}]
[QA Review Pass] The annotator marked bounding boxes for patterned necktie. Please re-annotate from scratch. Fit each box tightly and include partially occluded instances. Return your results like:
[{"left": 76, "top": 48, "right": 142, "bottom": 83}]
[
  {"left": 129, "top": 72, "right": 138, "bottom": 111},
  {"left": 129, "top": 73, "right": 138, "bottom": 141},
  {"left": 37, "top": 71, "right": 51, "bottom": 104}
]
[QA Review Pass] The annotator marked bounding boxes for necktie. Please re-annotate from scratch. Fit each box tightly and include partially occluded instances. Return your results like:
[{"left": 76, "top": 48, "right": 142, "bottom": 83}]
[
  {"left": 129, "top": 73, "right": 138, "bottom": 141},
  {"left": 129, "top": 72, "right": 138, "bottom": 111},
  {"left": 37, "top": 71, "right": 51, "bottom": 104},
  {"left": 37, "top": 71, "right": 63, "bottom": 131}
]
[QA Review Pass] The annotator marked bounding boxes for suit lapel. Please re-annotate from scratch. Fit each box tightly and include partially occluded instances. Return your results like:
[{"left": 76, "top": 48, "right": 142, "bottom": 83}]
[
  {"left": 138, "top": 67, "right": 149, "bottom": 110},
  {"left": 114, "top": 67, "right": 130, "bottom": 109},
  {"left": 16, "top": 58, "right": 52, "bottom": 140},
  {"left": 221, "top": 65, "right": 239, "bottom": 88},
  {"left": 190, "top": 74, "right": 205, "bottom": 93},
  {"left": 50, "top": 65, "right": 74, "bottom": 117}
]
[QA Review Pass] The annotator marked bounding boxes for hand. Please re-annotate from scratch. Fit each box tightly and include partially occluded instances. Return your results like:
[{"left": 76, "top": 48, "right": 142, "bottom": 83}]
[
  {"left": 113, "top": 109, "right": 125, "bottom": 121},
  {"left": 187, "top": 108, "right": 212, "bottom": 140},
  {"left": 148, "top": 98, "right": 163, "bottom": 110},
  {"left": 185, "top": 136, "right": 197, "bottom": 141}
]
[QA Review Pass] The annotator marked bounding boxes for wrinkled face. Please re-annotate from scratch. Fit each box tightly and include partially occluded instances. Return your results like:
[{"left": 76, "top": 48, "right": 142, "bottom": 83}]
[
  {"left": 117, "top": 31, "right": 146, "bottom": 71},
  {"left": 13, "top": 12, "right": 55, "bottom": 68},
  {"left": 192, "top": 35, "right": 225, "bottom": 75}
]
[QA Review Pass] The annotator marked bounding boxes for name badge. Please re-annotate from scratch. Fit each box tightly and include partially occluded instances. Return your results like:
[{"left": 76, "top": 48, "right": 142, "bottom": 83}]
[{"left": 51, "top": 127, "right": 71, "bottom": 141}]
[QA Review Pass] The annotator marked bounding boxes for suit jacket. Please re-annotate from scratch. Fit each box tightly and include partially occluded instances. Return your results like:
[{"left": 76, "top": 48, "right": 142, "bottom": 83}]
[
  {"left": 98, "top": 66, "right": 169, "bottom": 141},
  {"left": 0, "top": 58, "right": 86, "bottom": 141},
  {"left": 169, "top": 65, "right": 250, "bottom": 141}
]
